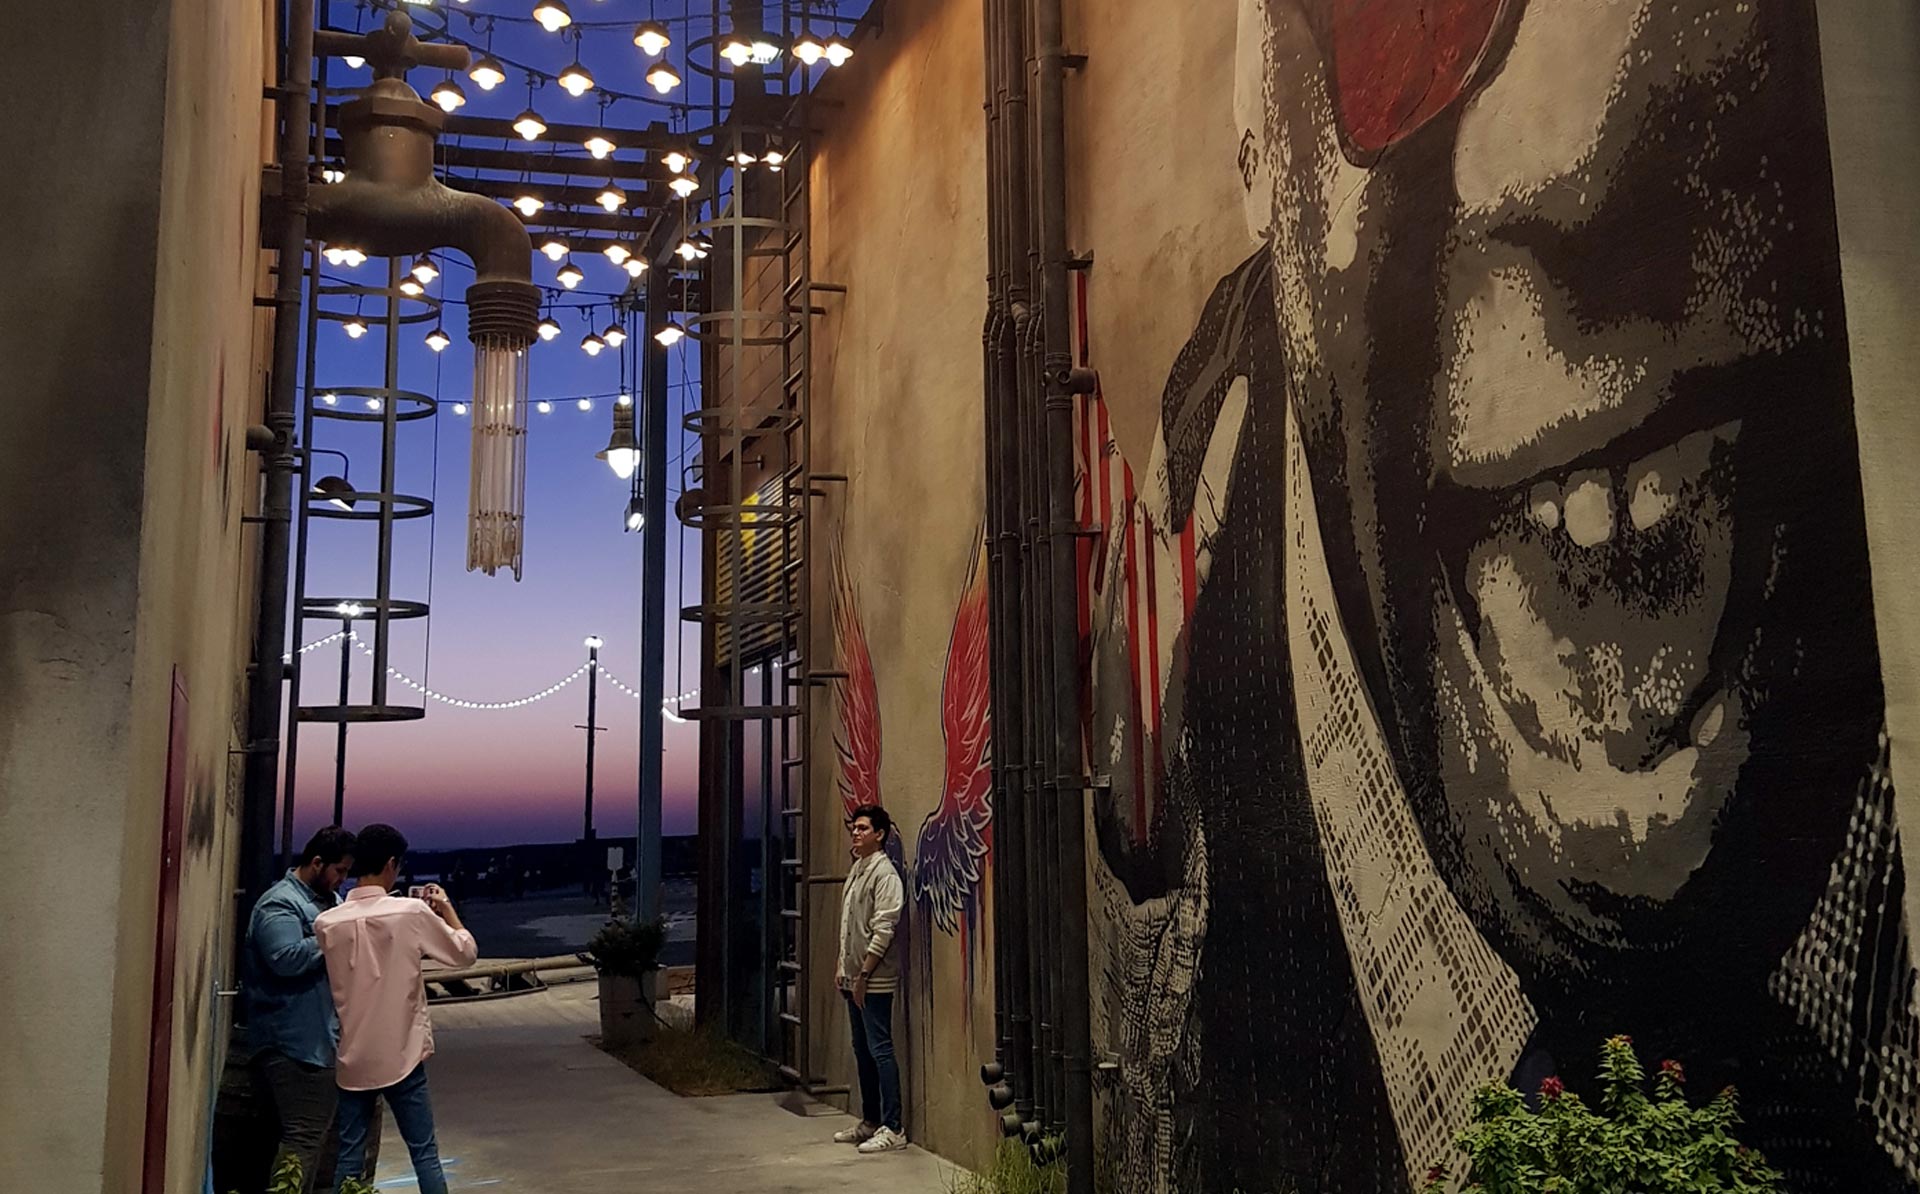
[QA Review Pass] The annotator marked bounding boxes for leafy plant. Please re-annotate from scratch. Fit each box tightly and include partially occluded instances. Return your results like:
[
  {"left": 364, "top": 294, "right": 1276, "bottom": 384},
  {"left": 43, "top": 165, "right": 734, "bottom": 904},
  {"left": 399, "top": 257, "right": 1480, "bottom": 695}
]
[
  {"left": 339, "top": 1181, "right": 378, "bottom": 1194},
  {"left": 948, "top": 1140, "right": 1066, "bottom": 1194},
  {"left": 585, "top": 916, "right": 666, "bottom": 977},
  {"left": 1420, "top": 1035, "right": 1783, "bottom": 1193}
]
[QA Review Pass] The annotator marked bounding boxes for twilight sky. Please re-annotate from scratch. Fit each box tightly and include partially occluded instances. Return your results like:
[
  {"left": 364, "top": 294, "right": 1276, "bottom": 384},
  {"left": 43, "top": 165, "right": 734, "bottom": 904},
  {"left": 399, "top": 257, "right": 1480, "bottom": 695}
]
[{"left": 281, "top": 0, "right": 817, "bottom": 849}]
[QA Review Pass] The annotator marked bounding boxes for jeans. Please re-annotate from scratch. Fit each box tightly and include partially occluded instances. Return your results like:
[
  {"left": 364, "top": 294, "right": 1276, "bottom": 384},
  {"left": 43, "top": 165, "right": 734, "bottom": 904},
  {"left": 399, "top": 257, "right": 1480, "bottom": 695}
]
[
  {"left": 846, "top": 991, "right": 902, "bottom": 1133},
  {"left": 334, "top": 1063, "right": 447, "bottom": 1194},
  {"left": 255, "top": 1050, "right": 338, "bottom": 1193}
]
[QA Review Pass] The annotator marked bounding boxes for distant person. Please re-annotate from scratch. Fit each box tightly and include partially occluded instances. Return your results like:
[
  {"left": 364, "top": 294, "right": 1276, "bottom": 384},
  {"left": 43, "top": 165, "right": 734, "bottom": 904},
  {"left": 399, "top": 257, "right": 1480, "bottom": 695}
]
[
  {"left": 317, "top": 824, "right": 478, "bottom": 1194},
  {"left": 832, "top": 804, "right": 908, "bottom": 1154},
  {"left": 244, "top": 826, "right": 357, "bottom": 1191}
]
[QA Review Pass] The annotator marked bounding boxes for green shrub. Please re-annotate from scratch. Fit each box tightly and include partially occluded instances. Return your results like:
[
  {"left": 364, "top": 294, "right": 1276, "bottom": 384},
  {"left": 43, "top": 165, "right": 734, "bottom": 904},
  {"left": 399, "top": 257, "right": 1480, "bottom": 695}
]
[
  {"left": 586, "top": 916, "right": 666, "bottom": 977},
  {"left": 1421, "top": 1035, "right": 1783, "bottom": 1193},
  {"left": 948, "top": 1140, "right": 1066, "bottom": 1194}
]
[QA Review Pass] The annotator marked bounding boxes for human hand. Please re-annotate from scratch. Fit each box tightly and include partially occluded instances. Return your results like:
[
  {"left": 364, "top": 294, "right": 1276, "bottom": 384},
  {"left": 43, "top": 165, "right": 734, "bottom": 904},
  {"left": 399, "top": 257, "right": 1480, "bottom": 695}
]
[{"left": 852, "top": 973, "right": 869, "bottom": 1008}]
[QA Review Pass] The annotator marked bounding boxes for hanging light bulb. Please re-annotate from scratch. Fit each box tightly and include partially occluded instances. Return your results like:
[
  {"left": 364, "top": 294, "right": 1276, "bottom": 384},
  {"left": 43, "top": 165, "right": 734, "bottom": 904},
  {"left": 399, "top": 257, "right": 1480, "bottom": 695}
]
[
  {"left": 366, "top": 396, "right": 384, "bottom": 412},
  {"left": 763, "top": 145, "right": 787, "bottom": 171},
  {"left": 470, "top": 54, "right": 507, "bottom": 91},
  {"left": 604, "top": 242, "right": 632, "bottom": 265},
  {"left": 399, "top": 277, "right": 425, "bottom": 297},
  {"left": 669, "top": 175, "right": 698, "bottom": 198},
  {"left": 536, "top": 399, "right": 554, "bottom": 414},
  {"left": 343, "top": 318, "right": 369, "bottom": 339},
  {"left": 322, "top": 246, "right": 348, "bottom": 265},
  {"left": 732, "top": 149, "right": 757, "bottom": 166},
  {"left": 425, "top": 326, "right": 452, "bottom": 352},
  {"left": 645, "top": 58, "right": 682, "bottom": 94},
  {"left": 557, "top": 261, "right": 585, "bottom": 290},
  {"left": 538, "top": 316, "right": 563, "bottom": 341},
  {"left": 411, "top": 254, "right": 439, "bottom": 284},
  {"left": 581, "top": 332, "right": 606, "bottom": 356},
  {"left": 513, "top": 192, "right": 545, "bottom": 217},
  {"left": 663, "top": 149, "right": 693, "bottom": 175},
  {"left": 452, "top": 401, "right": 469, "bottom": 416},
  {"left": 599, "top": 402, "right": 641, "bottom": 479},
  {"left": 431, "top": 77, "right": 467, "bottom": 112},
  {"left": 578, "top": 398, "right": 595, "bottom": 412},
  {"left": 633, "top": 21, "right": 670, "bottom": 56},
  {"left": 624, "top": 257, "right": 648, "bottom": 278},
  {"left": 719, "top": 31, "right": 753, "bottom": 67},
  {"left": 824, "top": 35, "right": 853, "bottom": 67},
  {"left": 513, "top": 108, "right": 548, "bottom": 140},
  {"left": 750, "top": 34, "right": 781, "bottom": 64},
  {"left": 532, "top": 0, "right": 572, "bottom": 33},
  {"left": 558, "top": 61, "right": 595, "bottom": 98},
  {"left": 792, "top": 30, "right": 826, "bottom": 66},
  {"left": 343, "top": 54, "right": 366, "bottom": 69},
  {"left": 602, "top": 322, "right": 628, "bottom": 347},
  {"left": 321, "top": 163, "right": 347, "bottom": 184},
  {"left": 675, "top": 239, "right": 700, "bottom": 261},
  {"left": 616, "top": 393, "right": 633, "bottom": 407},
  {"left": 655, "top": 321, "right": 686, "bottom": 346},
  {"left": 319, "top": 392, "right": 339, "bottom": 406},
  {"left": 540, "top": 237, "right": 570, "bottom": 262},
  {"left": 584, "top": 133, "right": 615, "bottom": 159},
  {"left": 597, "top": 182, "right": 628, "bottom": 212},
  {"left": 626, "top": 496, "right": 645, "bottom": 531},
  {"left": 313, "top": 476, "right": 356, "bottom": 511}
]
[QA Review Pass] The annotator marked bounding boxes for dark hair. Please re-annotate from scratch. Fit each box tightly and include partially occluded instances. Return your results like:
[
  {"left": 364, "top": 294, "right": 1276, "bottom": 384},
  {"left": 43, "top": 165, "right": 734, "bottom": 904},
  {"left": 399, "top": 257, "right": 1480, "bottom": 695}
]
[
  {"left": 847, "top": 803, "right": 893, "bottom": 841},
  {"left": 351, "top": 823, "right": 408, "bottom": 878},
  {"left": 299, "top": 826, "right": 357, "bottom": 868}
]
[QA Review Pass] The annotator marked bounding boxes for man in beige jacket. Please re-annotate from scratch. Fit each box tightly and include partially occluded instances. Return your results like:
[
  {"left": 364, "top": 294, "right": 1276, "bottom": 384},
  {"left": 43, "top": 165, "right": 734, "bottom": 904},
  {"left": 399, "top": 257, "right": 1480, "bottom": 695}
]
[{"left": 832, "top": 803, "right": 907, "bottom": 1153}]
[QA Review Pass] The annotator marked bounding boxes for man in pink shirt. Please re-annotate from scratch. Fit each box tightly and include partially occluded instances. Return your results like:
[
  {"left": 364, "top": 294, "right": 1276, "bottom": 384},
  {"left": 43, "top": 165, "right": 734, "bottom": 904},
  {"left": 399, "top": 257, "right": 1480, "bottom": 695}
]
[{"left": 315, "top": 824, "right": 477, "bottom": 1194}]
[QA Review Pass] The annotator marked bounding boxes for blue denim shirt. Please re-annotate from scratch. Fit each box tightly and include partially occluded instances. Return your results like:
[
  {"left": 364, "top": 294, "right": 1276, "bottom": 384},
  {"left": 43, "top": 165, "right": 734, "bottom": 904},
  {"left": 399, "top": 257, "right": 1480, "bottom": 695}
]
[{"left": 245, "top": 870, "right": 339, "bottom": 1067}]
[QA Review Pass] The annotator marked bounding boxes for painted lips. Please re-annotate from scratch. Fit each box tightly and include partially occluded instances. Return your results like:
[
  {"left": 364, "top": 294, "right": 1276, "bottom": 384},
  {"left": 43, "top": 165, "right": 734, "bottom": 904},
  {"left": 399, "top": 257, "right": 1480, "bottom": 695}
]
[{"left": 1307, "top": 0, "right": 1515, "bottom": 156}]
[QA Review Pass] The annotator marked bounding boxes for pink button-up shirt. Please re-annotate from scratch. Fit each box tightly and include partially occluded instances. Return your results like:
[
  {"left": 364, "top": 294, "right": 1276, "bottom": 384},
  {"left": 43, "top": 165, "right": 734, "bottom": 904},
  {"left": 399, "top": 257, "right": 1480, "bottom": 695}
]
[{"left": 315, "top": 886, "right": 478, "bottom": 1090}]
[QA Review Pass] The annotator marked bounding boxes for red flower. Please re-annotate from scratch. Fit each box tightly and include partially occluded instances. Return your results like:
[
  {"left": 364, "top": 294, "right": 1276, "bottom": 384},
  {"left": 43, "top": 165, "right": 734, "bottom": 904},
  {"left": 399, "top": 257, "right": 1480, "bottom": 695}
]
[
  {"left": 1660, "top": 1059, "right": 1685, "bottom": 1084},
  {"left": 1425, "top": 1164, "right": 1449, "bottom": 1182},
  {"left": 1539, "top": 1076, "right": 1566, "bottom": 1100}
]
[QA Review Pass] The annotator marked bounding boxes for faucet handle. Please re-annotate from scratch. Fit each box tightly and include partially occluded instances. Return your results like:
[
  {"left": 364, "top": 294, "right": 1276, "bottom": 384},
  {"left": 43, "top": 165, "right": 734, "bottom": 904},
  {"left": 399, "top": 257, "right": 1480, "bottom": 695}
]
[{"left": 315, "top": 9, "right": 469, "bottom": 79}]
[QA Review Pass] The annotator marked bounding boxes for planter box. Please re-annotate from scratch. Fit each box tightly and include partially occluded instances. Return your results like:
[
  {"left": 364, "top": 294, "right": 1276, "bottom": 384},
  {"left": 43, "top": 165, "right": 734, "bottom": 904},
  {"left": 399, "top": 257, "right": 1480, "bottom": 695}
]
[{"left": 598, "top": 971, "right": 661, "bottom": 1049}]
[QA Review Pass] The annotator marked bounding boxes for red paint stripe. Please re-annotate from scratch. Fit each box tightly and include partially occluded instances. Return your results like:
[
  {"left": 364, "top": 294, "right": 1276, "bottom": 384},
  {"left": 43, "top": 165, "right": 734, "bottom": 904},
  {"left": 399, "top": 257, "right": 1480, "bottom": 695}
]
[
  {"left": 1076, "top": 271, "right": 1091, "bottom": 367},
  {"left": 1181, "top": 520, "right": 1198, "bottom": 621},
  {"left": 1142, "top": 513, "right": 1165, "bottom": 833},
  {"left": 1121, "top": 472, "right": 1147, "bottom": 843},
  {"left": 1097, "top": 402, "right": 1113, "bottom": 564}
]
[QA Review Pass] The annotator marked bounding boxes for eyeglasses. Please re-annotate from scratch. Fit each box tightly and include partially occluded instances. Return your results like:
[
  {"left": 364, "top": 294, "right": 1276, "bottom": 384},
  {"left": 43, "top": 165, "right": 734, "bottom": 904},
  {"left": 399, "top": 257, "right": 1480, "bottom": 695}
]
[{"left": 1303, "top": 0, "right": 1519, "bottom": 159}]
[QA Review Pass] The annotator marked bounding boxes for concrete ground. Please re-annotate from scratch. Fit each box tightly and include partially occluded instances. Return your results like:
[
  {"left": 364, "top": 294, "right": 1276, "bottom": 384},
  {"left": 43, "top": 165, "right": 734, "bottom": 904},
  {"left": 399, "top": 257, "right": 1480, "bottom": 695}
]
[{"left": 368, "top": 979, "right": 953, "bottom": 1193}]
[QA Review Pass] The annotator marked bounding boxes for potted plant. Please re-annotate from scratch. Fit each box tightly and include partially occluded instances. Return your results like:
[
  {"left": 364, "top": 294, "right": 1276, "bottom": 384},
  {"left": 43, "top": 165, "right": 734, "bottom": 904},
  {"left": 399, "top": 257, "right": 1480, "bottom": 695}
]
[{"left": 587, "top": 916, "right": 666, "bottom": 1049}]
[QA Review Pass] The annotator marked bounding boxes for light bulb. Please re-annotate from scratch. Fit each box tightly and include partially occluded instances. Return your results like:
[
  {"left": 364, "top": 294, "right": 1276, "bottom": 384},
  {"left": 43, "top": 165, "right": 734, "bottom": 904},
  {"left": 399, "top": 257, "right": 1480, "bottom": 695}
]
[
  {"left": 646, "top": 59, "right": 681, "bottom": 94},
  {"left": 323, "top": 246, "right": 347, "bottom": 265},
  {"left": 676, "top": 239, "right": 699, "bottom": 261},
  {"left": 597, "top": 184, "right": 627, "bottom": 211},
  {"left": 617, "top": 393, "right": 632, "bottom": 407},
  {"left": 625, "top": 496, "right": 645, "bottom": 530},
  {"left": 655, "top": 322, "right": 686, "bottom": 346},
  {"left": 532, "top": 0, "right": 572, "bottom": 33},
  {"left": 470, "top": 54, "right": 507, "bottom": 90},
  {"left": 452, "top": 401, "right": 469, "bottom": 415},
  {"left": 322, "top": 164, "right": 347, "bottom": 184},
  {"left": 366, "top": 396, "right": 384, "bottom": 412},
  {"left": 343, "top": 319, "right": 368, "bottom": 339},
  {"left": 431, "top": 78, "right": 467, "bottom": 112},
  {"left": 584, "top": 133, "right": 615, "bottom": 159},
  {"left": 578, "top": 398, "right": 595, "bottom": 412},
  {"left": 633, "top": 21, "right": 670, "bottom": 55},
  {"left": 425, "top": 326, "right": 451, "bottom": 352},
  {"left": 513, "top": 108, "right": 548, "bottom": 140},
  {"left": 319, "top": 393, "right": 339, "bottom": 406},
  {"left": 669, "top": 175, "right": 698, "bottom": 198},
  {"left": 604, "top": 243, "right": 631, "bottom": 265},
  {"left": 538, "top": 316, "right": 563, "bottom": 341},
  {"left": 763, "top": 147, "right": 786, "bottom": 169},
  {"left": 537, "top": 400, "right": 554, "bottom": 414},
  {"left": 557, "top": 262, "right": 584, "bottom": 289},
  {"left": 750, "top": 37, "right": 780, "bottom": 65},
  {"left": 720, "top": 35, "right": 752, "bottom": 67},
  {"left": 558, "top": 62, "right": 594, "bottom": 98},
  {"left": 343, "top": 55, "right": 366, "bottom": 69},
  {"left": 824, "top": 36, "right": 853, "bottom": 67},
  {"left": 399, "top": 278, "right": 424, "bottom": 297},
  {"left": 624, "top": 258, "right": 647, "bottom": 277},
  {"left": 513, "top": 193, "right": 544, "bottom": 217},
  {"left": 540, "top": 238, "right": 570, "bottom": 262},
  {"left": 341, "top": 249, "right": 367, "bottom": 267},
  {"left": 663, "top": 149, "right": 692, "bottom": 174},
  {"left": 585, "top": 635, "right": 605, "bottom": 650},
  {"left": 581, "top": 333, "right": 605, "bottom": 356},
  {"left": 411, "top": 255, "right": 438, "bottom": 284},
  {"left": 603, "top": 323, "right": 628, "bottom": 347},
  {"left": 732, "top": 150, "right": 757, "bottom": 166},
  {"left": 792, "top": 33, "right": 825, "bottom": 66}
]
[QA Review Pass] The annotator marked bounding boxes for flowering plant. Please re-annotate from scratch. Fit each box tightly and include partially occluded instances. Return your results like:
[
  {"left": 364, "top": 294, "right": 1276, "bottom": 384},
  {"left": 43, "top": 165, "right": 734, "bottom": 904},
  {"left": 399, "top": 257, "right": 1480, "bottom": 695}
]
[{"left": 1419, "top": 1035, "right": 1783, "bottom": 1193}]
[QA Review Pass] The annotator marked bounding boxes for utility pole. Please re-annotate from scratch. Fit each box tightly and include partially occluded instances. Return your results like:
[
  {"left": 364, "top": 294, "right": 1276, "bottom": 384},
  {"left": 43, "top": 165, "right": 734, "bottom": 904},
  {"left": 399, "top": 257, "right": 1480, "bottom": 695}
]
[
  {"left": 636, "top": 266, "right": 669, "bottom": 925},
  {"left": 580, "top": 635, "right": 607, "bottom": 843}
]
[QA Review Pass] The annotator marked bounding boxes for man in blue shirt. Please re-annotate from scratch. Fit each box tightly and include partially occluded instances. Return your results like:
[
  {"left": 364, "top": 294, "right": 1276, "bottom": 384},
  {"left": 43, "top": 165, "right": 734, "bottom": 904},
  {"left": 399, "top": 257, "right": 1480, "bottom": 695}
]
[{"left": 245, "top": 826, "right": 356, "bottom": 1191}]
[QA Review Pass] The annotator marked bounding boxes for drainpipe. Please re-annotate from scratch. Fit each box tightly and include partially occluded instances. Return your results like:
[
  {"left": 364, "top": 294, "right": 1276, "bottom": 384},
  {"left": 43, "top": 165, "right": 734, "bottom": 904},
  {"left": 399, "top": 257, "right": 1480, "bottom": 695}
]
[
  {"left": 1034, "top": 0, "right": 1095, "bottom": 1182},
  {"left": 240, "top": 0, "right": 317, "bottom": 915}
]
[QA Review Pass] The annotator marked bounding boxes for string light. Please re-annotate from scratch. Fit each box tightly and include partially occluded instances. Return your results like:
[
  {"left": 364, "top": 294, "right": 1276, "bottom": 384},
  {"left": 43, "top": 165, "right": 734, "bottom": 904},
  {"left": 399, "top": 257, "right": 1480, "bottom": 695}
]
[
  {"left": 597, "top": 182, "right": 628, "bottom": 211},
  {"left": 411, "top": 254, "right": 439, "bottom": 284},
  {"left": 452, "top": 401, "right": 469, "bottom": 415},
  {"left": 319, "top": 393, "right": 339, "bottom": 406},
  {"left": 616, "top": 393, "right": 633, "bottom": 407},
  {"left": 532, "top": 0, "right": 572, "bottom": 34},
  {"left": 425, "top": 326, "right": 452, "bottom": 352},
  {"left": 431, "top": 77, "right": 467, "bottom": 112},
  {"left": 602, "top": 322, "right": 628, "bottom": 347},
  {"left": 557, "top": 260, "right": 585, "bottom": 289},
  {"left": 536, "top": 400, "right": 554, "bottom": 414},
  {"left": 558, "top": 60, "right": 595, "bottom": 98},
  {"left": 540, "top": 237, "right": 570, "bottom": 262},
  {"left": 513, "top": 107, "right": 548, "bottom": 140},
  {"left": 645, "top": 58, "right": 681, "bottom": 94},
  {"left": 470, "top": 54, "right": 507, "bottom": 90},
  {"left": 577, "top": 397, "right": 595, "bottom": 412},
  {"left": 581, "top": 332, "right": 606, "bottom": 356},
  {"left": 633, "top": 21, "right": 670, "bottom": 56},
  {"left": 538, "top": 316, "right": 563, "bottom": 341},
  {"left": 584, "top": 133, "right": 615, "bottom": 159},
  {"left": 366, "top": 396, "right": 384, "bottom": 412}
]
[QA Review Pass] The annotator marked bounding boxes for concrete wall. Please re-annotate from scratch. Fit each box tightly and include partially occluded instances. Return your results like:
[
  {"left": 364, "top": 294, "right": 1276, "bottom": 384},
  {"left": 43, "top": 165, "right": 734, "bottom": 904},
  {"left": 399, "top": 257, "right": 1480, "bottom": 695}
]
[
  {"left": 801, "top": 0, "right": 995, "bottom": 1169},
  {"left": 0, "top": 1, "right": 271, "bottom": 1190}
]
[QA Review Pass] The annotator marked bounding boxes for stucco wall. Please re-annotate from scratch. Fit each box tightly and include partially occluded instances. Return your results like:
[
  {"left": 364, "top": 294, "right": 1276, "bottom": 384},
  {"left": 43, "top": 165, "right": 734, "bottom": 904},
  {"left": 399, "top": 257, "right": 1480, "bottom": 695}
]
[
  {"left": 0, "top": 1, "right": 269, "bottom": 1190},
  {"left": 803, "top": 0, "right": 994, "bottom": 1169}
]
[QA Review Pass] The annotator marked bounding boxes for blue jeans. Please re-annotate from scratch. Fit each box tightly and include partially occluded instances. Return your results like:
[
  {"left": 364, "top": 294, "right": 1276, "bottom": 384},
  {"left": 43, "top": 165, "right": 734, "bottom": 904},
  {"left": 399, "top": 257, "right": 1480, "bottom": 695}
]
[
  {"left": 334, "top": 1062, "right": 447, "bottom": 1194},
  {"left": 846, "top": 991, "right": 902, "bottom": 1132}
]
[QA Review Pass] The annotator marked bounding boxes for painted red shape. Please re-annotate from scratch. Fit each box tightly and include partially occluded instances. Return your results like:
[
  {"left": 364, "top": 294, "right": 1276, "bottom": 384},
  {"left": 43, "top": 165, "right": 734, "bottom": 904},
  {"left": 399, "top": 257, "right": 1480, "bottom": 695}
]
[
  {"left": 1315, "top": 0, "right": 1511, "bottom": 155},
  {"left": 142, "top": 673, "right": 189, "bottom": 1194}
]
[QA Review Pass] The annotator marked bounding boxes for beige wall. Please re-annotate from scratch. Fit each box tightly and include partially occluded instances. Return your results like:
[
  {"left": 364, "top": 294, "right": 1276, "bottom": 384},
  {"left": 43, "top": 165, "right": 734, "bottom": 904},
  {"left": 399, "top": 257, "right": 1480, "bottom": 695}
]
[
  {"left": 803, "top": 0, "right": 994, "bottom": 1169},
  {"left": 0, "top": 0, "right": 270, "bottom": 1190}
]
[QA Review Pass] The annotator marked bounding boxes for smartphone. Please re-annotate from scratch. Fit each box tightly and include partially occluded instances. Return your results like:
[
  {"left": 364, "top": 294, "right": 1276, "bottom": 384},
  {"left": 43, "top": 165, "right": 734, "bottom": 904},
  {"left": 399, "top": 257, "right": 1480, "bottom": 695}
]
[{"left": 408, "top": 885, "right": 426, "bottom": 900}]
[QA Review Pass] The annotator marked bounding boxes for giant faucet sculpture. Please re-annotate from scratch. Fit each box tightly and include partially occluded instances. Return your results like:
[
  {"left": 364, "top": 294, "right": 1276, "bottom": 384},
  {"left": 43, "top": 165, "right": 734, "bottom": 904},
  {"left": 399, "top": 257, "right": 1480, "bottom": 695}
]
[{"left": 312, "top": 9, "right": 541, "bottom": 579}]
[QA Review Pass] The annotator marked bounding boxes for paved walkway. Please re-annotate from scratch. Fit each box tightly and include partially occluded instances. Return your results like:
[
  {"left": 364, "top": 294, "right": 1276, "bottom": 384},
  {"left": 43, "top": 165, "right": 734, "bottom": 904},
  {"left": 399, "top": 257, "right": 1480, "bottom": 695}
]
[{"left": 369, "top": 980, "right": 952, "bottom": 1193}]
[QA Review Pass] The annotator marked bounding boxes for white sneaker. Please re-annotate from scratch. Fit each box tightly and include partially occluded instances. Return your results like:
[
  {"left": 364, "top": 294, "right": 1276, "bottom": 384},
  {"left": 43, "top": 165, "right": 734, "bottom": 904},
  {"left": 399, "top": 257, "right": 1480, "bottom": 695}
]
[
  {"left": 833, "top": 1121, "right": 877, "bottom": 1145},
  {"left": 857, "top": 1127, "right": 909, "bottom": 1154}
]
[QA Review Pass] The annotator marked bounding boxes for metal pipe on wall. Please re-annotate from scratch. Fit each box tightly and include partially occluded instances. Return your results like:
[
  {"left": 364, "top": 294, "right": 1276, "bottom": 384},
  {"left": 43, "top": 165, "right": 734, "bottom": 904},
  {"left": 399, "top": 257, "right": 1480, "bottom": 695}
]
[{"left": 637, "top": 265, "right": 671, "bottom": 927}]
